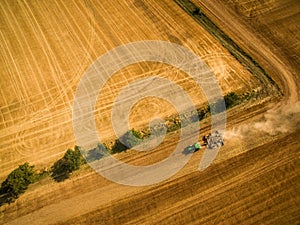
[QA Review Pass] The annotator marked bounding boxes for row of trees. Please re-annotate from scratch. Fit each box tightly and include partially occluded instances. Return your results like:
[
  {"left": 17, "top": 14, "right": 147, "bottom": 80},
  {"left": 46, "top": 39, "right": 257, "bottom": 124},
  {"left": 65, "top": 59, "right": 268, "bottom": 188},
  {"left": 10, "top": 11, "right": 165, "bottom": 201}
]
[
  {"left": 0, "top": 130, "right": 144, "bottom": 205},
  {"left": 0, "top": 129, "right": 145, "bottom": 204},
  {"left": 0, "top": 92, "right": 242, "bottom": 205},
  {"left": 0, "top": 126, "right": 149, "bottom": 204},
  {"left": 0, "top": 146, "right": 85, "bottom": 205}
]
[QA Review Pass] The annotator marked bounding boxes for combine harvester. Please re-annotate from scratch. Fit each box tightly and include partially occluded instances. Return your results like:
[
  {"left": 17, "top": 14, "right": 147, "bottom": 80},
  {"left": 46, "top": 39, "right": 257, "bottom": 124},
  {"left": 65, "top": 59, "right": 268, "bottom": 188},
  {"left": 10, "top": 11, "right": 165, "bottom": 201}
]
[
  {"left": 184, "top": 131, "right": 224, "bottom": 154},
  {"left": 203, "top": 131, "right": 224, "bottom": 149}
]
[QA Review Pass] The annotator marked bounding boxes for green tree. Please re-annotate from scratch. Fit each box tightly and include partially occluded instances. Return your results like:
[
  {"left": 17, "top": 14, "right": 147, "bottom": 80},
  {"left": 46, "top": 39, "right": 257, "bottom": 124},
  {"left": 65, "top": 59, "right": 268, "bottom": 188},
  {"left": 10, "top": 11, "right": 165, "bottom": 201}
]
[
  {"left": 192, "top": 7, "right": 200, "bottom": 15},
  {"left": 111, "top": 139, "right": 128, "bottom": 154},
  {"left": 207, "top": 98, "right": 226, "bottom": 115},
  {"left": 224, "top": 92, "right": 240, "bottom": 108},
  {"left": 86, "top": 143, "right": 109, "bottom": 162},
  {"left": 51, "top": 146, "right": 85, "bottom": 182},
  {"left": 111, "top": 129, "right": 142, "bottom": 154},
  {"left": 0, "top": 162, "right": 36, "bottom": 203}
]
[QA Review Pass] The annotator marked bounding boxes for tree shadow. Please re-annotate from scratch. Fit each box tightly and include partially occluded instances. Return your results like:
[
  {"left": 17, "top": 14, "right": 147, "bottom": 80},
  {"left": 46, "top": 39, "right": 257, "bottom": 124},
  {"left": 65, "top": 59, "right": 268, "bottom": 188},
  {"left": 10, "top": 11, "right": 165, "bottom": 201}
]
[
  {"left": 51, "top": 171, "right": 70, "bottom": 182},
  {"left": 0, "top": 193, "right": 15, "bottom": 207},
  {"left": 51, "top": 158, "right": 70, "bottom": 182},
  {"left": 182, "top": 146, "right": 194, "bottom": 155}
]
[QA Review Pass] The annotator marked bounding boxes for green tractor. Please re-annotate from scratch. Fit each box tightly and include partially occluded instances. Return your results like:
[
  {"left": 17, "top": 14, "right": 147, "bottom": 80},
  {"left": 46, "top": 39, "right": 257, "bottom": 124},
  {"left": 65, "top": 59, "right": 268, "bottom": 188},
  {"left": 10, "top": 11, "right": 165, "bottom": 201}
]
[{"left": 185, "top": 142, "right": 201, "bottom": 154}]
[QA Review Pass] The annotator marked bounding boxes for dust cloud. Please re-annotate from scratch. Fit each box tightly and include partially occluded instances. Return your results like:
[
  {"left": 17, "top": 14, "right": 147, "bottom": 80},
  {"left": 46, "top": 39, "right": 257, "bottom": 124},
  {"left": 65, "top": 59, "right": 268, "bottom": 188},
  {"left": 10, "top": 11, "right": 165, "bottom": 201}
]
[{"left": 224, "top": 101, "right": 300, "bottom": 139}]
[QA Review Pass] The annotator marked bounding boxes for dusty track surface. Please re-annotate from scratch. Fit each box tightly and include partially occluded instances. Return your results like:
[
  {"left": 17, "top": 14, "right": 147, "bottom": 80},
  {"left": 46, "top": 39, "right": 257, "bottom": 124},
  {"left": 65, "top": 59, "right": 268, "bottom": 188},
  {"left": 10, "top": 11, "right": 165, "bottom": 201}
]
[{"left": 0, "top": 0, "right": 299, "bottom": 224}]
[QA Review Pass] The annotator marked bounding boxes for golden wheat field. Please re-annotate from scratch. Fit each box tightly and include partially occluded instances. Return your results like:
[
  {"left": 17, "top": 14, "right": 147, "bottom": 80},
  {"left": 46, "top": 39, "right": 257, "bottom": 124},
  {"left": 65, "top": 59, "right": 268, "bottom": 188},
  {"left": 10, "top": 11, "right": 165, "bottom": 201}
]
[
  {"left": 0, "top": 0, "right": 299, "bottom": 224},
  {"left": 0, "top": 0, "right": 259, "bottom": 179}
]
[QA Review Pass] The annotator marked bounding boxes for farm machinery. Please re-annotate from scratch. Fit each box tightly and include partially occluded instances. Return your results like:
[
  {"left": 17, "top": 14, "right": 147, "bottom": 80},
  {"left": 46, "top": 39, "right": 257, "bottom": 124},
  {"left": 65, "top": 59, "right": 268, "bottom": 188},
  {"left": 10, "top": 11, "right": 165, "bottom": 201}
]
[
  {"left": 203, "top": 131, "right": 224, "bottom": 149},
  {"left": 184, "top": 131, "right": 224, "bottom": 154},
  {"left": 185, "top": 142, "right": 202, "bottom": 153}
]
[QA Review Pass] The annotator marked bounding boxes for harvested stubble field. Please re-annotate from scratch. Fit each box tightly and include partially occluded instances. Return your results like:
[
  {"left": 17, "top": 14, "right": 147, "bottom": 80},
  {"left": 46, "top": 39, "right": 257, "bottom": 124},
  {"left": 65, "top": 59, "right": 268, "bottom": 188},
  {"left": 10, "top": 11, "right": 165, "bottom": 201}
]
[
  {"left": 0, "top": 0, "right": 259, "bottom": 179},
  {"left": 0, "top": 0, "right": 299, "bottom": 224}
]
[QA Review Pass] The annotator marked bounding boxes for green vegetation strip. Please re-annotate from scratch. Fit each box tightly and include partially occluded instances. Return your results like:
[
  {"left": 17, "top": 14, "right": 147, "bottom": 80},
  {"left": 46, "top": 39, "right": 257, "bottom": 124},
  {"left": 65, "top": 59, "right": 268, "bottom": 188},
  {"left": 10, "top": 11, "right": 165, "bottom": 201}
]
[
  {"left": 0, "top": 91, "right": 251, "bottom": 206},
  {"left": 0, "top": 147, "right": 86, "bottom": 205},
  {"left": 174, "top": 0, "right": 281, "bottom": 94}
]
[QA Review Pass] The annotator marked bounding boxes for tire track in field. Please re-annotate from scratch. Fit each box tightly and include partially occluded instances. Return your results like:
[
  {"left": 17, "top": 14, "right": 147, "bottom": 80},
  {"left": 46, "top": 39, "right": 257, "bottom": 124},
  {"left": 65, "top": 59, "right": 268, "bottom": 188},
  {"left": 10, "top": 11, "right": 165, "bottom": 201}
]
[
  {"left": 2, "top": 1, "right": 73, "bottom": 158},
  {"left": 134, "top": 0, "right": 257, "bottom": 92},
  {"left": 0, "top": 3, "right": 59, "bottom": 119},
  {"left": 0, "top": 0, "right": 97, "bottom": 166},
  {"left": 0, "top": 0, "right": 271, "bottom": 182}
]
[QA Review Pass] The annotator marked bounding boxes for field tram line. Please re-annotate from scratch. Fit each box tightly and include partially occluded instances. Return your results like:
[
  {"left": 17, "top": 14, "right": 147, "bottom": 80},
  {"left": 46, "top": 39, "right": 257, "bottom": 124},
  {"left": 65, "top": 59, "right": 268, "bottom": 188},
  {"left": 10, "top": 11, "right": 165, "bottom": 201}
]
[
  {"left": 0, "top": 7, "right": 51, "bottom": 122},
  {"left": 45, "top": 1, "right": 97, "bottom": 107},
  {"left": 0, "top": 6, "right": 31, "bottom": 103},
  {"left": 21, "top": 1, "right": 93, "bottom": 112},
  {"left": 18, "top": 1, "right": 74, "bottom": 109},
  {"left": 143, "top": 1, "right": 187, "bottom": 42},
  {"left": 174, "top": 0, "right": 282, "bottom": 98},
  {"left": 3, "top": 2, "right": 59, "bottom": 108},
  {"left": 22, "top": 0, "right": 94, "bottom": 110}
]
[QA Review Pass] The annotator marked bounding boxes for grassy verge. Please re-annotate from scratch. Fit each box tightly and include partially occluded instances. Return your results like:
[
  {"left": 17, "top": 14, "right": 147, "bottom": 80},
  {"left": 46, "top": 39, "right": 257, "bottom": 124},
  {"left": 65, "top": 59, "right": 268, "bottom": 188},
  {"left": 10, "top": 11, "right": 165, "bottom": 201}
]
[{"left": 174, "top": 0, "right": 281, "bottom": 95}]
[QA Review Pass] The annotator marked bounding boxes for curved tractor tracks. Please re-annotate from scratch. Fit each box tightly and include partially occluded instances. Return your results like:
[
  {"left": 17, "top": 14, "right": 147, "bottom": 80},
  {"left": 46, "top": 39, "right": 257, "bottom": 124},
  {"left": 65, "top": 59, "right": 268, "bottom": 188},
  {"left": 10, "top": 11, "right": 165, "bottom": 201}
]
[{"left": 0, "top": 1, "right": 299, "bottom": 224}]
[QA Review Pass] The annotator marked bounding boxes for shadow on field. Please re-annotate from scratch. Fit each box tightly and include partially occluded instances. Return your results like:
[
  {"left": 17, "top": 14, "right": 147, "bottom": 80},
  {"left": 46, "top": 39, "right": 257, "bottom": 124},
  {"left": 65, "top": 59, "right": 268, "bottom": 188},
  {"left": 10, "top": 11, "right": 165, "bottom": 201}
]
[{"left": 0, "top": 193, "right": 14, "bottom": 206}]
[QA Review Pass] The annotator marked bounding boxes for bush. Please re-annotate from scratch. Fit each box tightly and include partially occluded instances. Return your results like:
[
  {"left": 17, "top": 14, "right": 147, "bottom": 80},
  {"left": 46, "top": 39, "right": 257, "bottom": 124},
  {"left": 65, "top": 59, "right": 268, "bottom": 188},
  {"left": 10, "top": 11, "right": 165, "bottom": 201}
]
[
  {"left": 0, "top": 162, "right": 36, "bottom": 203},
  {"left": 192, "top": 7, "right": 200, "bottom": 15},
  {"left": 207, "top": 99, "right": 226, "bottom": 115},
  {"left": 150, "top": 121, "right": 167, "bottom": 136},
  {"left": 51, "top": 146, "right": 85, "bottom": 182},
  {"left": 206, "top": 93, "right": 240, "bottom": 115},
  {"left": 197, "top": 107, "right": 208, "bottom": 120},
  {"left": 111, "top": 129, "right": 142, "bottom": 154},
  {"left": 111, "top": 139, "right": 128, "bottom": 154},
  {"left": 224, "top": 92, "right": 240, "bottom": 108},
  {"left": 86, "top": 143, "right": 109, "bottom": 162}
]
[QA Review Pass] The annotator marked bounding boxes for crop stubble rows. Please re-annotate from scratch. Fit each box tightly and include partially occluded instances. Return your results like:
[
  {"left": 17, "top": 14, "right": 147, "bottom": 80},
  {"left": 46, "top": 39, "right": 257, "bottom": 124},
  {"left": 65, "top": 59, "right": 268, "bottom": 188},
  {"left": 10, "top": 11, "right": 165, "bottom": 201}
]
[
  {"left": 1, "top": 0, "right": 297, "bottom": 224},
  {"left": 0, "top": 0, "right": 262, "bottom": 180}
]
